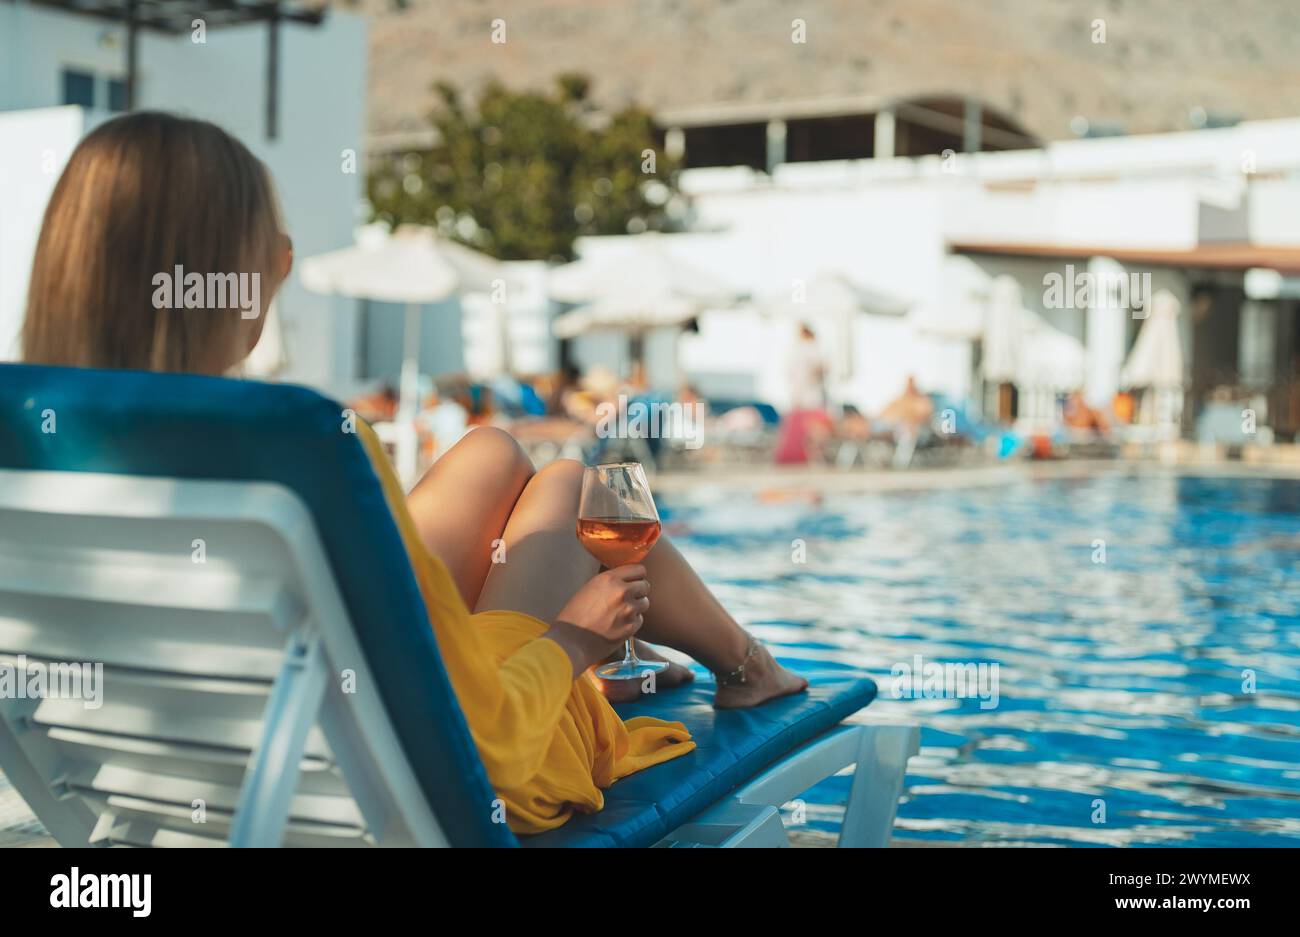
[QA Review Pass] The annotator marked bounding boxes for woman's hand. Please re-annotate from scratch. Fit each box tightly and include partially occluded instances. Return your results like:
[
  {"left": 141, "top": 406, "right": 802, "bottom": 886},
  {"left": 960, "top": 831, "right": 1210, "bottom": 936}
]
[
  {"left": 556, "top": 565, "right": 650, "bottom": 648},
  {"left": 541, "top": 566, "right": 650, "bottom": 677}
]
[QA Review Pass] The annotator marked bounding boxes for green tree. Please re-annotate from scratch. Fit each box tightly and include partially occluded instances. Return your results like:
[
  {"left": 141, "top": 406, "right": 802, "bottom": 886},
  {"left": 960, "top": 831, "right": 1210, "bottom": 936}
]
[{"left": 368, "top": 74, "right": 681, "bottom": 261}]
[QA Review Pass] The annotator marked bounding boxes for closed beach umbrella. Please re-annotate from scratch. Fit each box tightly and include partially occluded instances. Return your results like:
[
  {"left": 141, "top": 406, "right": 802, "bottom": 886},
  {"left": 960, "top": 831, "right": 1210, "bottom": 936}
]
[
  {"left": 982, "top": 275, "right": 1026, "bottom": 383},
  {"left": 980, "top": 276, "right": 1087, "bottom": 427},
  {"left": 1121, "top": 289, "right": 1185, "bottom": 434},
  {"left": 1014, "top": 313, "right": 1087, "bottom": 429},
  {"left": 1121, "top": 289, "right": 1184, "bottom": 390},
  {"left": 1018, "top": 315, "right": 1086, "bottom": 391}
]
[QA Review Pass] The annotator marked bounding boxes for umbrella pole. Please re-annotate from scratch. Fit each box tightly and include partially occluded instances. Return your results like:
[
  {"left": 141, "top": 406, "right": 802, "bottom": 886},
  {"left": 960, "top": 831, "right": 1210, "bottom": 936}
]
[
  {"left": 499, "top": 301, "right": 513, "bottom": 376},
  {"left": 394, "top": 301, "right": 422, "bottom": 486},
  {"left": 399, "top": 301, "right": 422, "bottom": 421},
  {"left": 629, "top": 332, "right": 645, "bottom": 387}
]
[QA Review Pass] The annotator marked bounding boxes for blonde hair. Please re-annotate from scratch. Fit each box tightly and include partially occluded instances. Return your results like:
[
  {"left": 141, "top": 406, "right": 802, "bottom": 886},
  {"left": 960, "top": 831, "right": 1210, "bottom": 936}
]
[{"left": 22, "top": 111, "right": 284, "bottom": 374}]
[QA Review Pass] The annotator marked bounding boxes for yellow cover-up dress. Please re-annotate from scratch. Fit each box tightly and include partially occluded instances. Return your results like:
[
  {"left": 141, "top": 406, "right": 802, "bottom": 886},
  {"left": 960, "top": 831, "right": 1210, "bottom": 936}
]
[{"left": 357, "top": 423, "right": 695, "bottom": 834}]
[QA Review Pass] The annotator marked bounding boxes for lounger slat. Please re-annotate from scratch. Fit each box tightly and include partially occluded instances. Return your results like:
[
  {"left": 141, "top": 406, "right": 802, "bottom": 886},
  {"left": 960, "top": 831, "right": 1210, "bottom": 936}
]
[
  {"left": 43, "top": 725, "right": 350, "bottom": 797},
  {"left": 71, "top": 764, "right": 365, "bottom": 827},
  {"left": 46, "top": 725, "right": 254, "bottom": 768},
  {"left": 90, "top": 814, "right": 227, "bottom": 849},
  {"left": 0, "top": 655, "right": 276, "bottom": 698},
  {"left": 91, "top": 818, "right": 372, "bottom": 849},
  {"left": 78, "top": 667, "right": 272, "bottom": 697},
  {"left": 0, "top": 605, "right": 289, "bottom": 680},
  {"left": 76, "top": 792, "right": 371, "bottom": 846},
  {"left": 28, "top": 683, "right": 333, "bottom": 760},
  {"left": 0, "top": 547, "right": 298, "bottom": 618},
  {"left": 0, "top": 508, "right": 301, "bottom": 574}
]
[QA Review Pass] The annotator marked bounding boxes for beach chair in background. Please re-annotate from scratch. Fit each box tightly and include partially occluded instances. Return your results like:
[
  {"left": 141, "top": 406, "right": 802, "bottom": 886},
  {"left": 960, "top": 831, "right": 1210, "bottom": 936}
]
[
  {"left": 678, "top": 399, "right": 779, "bottom": 467},
  {"left": 0, "top": 364, "right": 918, "bottom": 848}
]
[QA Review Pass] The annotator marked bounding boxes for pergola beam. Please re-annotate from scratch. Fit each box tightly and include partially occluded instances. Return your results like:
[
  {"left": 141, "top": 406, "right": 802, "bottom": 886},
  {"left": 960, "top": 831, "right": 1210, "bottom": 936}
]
[
  {"left": 7, "top": 0, "right": 323, "bottom": 35},
  {"left": 124, "top": 0, "right": 137, "bottom": 109},
  {"left": 5, "top": 0, "right": 323, "bottom": 140},
  {"left": 266, "top": 2, "right": 280, "bottom": 140}
]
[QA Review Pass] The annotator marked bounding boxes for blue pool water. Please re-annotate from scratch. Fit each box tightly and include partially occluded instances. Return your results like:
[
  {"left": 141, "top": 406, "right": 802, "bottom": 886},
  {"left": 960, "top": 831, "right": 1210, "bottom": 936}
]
[{"left": 661, "top": 471, "right": 1300, "bottom": 847}]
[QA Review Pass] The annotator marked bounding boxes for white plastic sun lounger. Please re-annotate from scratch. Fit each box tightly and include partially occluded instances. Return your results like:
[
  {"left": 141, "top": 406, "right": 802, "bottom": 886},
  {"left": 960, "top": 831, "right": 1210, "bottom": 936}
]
[{"left": 0, "top": 363, "right": 918, "bottom": 848}]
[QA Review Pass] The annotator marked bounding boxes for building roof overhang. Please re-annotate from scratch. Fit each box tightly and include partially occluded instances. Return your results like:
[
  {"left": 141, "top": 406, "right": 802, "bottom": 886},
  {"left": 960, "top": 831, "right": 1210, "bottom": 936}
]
[
  {"left": 950, "top": 240, "right": 1300, "bottom": 276},
  {"left": 7, "top": 0, "right": 327, "bottom": 139},
  {"left": 8, "top": 0, "right": 325, "bottom": 34}
]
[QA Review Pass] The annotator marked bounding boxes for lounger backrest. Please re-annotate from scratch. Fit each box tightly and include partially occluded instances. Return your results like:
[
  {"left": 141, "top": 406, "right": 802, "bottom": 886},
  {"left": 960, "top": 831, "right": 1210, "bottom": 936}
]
[{"left": 0, "top": 364, "right": 517, "bottom": 847}]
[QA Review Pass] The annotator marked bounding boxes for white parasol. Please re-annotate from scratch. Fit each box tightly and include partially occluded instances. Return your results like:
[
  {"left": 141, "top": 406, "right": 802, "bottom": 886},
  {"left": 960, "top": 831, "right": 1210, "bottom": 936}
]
[
  {"left": 549, "top": 234, "right": 740, "bottom": 340},
  {"left": 299, "top": 224, "right": 504, "bottom": 483}
]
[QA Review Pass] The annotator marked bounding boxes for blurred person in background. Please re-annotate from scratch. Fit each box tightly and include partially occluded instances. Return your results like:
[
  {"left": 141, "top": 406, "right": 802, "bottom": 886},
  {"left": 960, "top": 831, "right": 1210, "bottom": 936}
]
[
  {"left": 775, "top": 324, "right": 832, "bottom": 464},
  {"left": 1063, "top": 390, "right": 1111, "bottom": 435},
  {"left": 877, "top": 375, "right": 935, "bottom": 467},
  {"left": 546, "top": 361, "right": 583, "bottom": 416},
  {"left": 1112, "top": 390, "right": 1136, "bottom": 425},
  {"left": 787, "top": 323, "right": 827, "bottom": 411},
  {"left": 879, "top": 375, "right": 934, "bottom": 434}
]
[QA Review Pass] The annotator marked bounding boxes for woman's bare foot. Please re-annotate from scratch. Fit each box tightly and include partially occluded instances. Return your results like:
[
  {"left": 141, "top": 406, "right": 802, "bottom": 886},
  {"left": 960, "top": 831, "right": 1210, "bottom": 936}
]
[
  {"left": 590, "top": 641, "right": 695, "bottom": 703},
  {"left": 713, "top": 642, "right": 808, "bottom": 710}
]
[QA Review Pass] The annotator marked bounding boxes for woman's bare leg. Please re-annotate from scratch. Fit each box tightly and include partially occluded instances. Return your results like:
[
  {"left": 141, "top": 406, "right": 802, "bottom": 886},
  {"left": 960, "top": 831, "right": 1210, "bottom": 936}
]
[
  {"left": 475, "top": 459, "right": 600, "bottom": 620},
  {"left": 405, "top": 426, "right": 535, "bottom": 606},
  {"left": 476, "top": 460, "right": 807, "bottom": 707},
  {"left": 639, "top": 536, "right": 808, "bottom": 709},
  {"left": 473, "top": 460, "right": 689, "bottom": 695}
]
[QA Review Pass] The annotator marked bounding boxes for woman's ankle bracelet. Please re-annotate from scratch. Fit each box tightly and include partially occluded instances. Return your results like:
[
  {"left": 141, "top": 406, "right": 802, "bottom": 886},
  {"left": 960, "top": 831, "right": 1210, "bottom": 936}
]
[{"left": 714, "top": 632, "right": 760, "bottom": 687}]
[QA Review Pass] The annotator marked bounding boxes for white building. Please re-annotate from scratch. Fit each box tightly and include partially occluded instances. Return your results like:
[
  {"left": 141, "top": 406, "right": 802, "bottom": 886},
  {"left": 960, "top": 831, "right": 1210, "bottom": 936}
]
[
  {"left": 566, "top": 112, "right": 1300, "bottom": 440},
  {"left": 0, "top": 0, "right": 367, "bottom": 392}
]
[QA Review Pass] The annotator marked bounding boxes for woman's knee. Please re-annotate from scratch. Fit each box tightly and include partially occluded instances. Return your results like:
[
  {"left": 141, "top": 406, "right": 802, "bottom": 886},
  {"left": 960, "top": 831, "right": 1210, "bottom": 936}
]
[
  {"left": 530, "top": 457, "right": 584, "bottom": 488},
  {"left": 450, "top": 426, "right": 534, "bottom": 483},
  {"left": 517, "top": 458, "right": 584, "bottom": 510}
]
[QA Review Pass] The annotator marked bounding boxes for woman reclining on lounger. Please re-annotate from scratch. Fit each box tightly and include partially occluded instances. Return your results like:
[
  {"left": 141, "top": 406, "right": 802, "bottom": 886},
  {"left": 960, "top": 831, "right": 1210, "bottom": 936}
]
[{"left": 19, "top": 112, "right": 807, "bottom": 834}]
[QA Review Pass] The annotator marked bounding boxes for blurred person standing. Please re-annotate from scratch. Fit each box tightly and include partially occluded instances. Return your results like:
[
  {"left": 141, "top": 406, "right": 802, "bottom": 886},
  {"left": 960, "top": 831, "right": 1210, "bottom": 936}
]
[
  {"left": 786, "top": 323, "right": 827, "bottom": 410},
  {"left": 775, "top": 324, "right": 832, "bottom": 464}
]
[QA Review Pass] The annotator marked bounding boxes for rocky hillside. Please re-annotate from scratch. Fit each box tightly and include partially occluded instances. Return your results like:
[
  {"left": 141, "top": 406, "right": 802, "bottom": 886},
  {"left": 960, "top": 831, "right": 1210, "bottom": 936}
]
[{"left": 335, "top": 0, "right": 1300, "bottom": 144}]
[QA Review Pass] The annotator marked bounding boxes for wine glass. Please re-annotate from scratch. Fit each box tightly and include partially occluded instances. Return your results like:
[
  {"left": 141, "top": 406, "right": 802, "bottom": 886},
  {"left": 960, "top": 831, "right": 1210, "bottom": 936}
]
[{"left": 576, "top": 462, "right": 667, "bottom": 681}]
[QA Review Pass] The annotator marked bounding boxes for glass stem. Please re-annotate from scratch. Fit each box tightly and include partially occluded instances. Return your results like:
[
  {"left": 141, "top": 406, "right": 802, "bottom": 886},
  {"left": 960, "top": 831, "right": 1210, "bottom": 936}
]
[{"left": 623, "top": 639, "right": 638, "bottom": 664}]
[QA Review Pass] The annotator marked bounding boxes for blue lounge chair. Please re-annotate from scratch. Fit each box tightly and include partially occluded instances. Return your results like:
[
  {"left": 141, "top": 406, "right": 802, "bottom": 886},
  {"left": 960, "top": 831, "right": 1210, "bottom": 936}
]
[{"left": 0, "top": 364, "right": 917, "bottom": 848}]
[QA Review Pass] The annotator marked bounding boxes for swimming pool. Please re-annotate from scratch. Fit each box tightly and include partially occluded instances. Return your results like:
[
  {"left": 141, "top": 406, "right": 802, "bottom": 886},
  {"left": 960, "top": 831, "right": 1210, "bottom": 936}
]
[{"left": 660, "top": 470, "right": 1300, "bottom": 847}]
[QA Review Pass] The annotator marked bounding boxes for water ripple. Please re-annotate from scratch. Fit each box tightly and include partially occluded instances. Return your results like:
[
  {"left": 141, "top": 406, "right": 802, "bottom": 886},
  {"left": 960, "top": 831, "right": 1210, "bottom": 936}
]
[{"left": 661, "top": 473, "right": 1300, "bottom": 846}]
